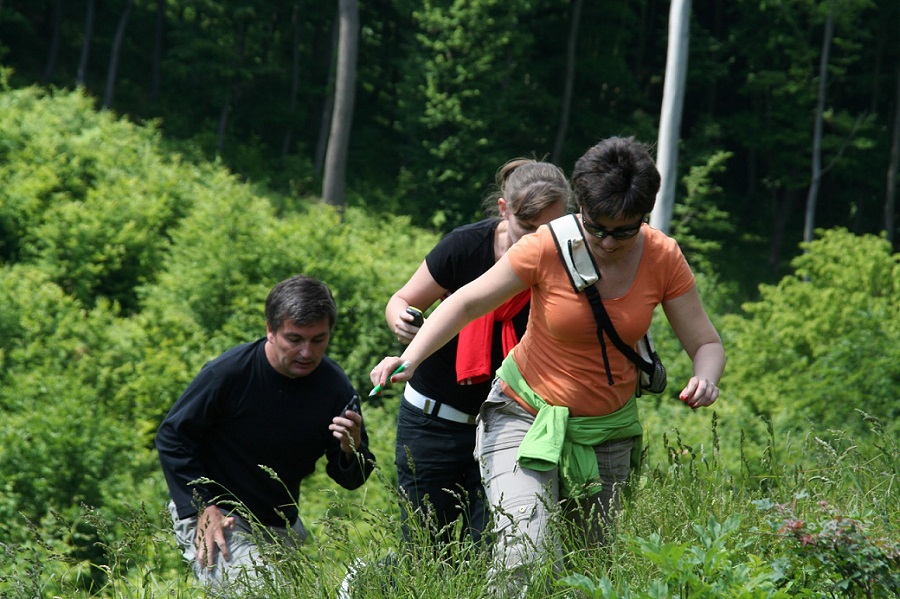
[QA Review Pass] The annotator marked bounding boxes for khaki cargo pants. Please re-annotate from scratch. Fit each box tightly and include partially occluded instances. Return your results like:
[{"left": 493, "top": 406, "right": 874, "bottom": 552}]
[{"left": 167, "top": 501, "right": 307, "bottom": 592}]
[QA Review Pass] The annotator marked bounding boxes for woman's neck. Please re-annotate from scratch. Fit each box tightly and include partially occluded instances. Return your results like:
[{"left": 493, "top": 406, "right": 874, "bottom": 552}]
[{"left": 494, "top": 219, "right": 511, "bottom": 260}]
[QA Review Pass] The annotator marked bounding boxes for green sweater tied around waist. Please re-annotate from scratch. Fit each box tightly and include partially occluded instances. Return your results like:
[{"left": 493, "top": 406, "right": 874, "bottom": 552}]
[{"left": 498, "top": 354, "right": 643, "bottom": 498}]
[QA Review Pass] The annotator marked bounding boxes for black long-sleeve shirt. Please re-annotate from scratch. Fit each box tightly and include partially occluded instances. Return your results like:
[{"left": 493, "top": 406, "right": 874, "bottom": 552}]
[
  {"left": 410, "top": 218, "right": 530, "bottom": 414},
  {"left": 156, "top": 338, "right": 375, "bottom": 527}
]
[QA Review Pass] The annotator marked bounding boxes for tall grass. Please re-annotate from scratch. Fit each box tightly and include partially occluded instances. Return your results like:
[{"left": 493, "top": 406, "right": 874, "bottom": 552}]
[{"left": 2, "top": 413, "right": 897, "bottom": 598}]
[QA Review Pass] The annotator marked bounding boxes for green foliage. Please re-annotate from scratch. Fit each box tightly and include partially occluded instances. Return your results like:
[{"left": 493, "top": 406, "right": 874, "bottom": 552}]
[
  {"left": 2, "top": 0, "right": 896, "bottom": 255},
  {"left": 671, "top": 150, "right": 735, "bottom": 276},
  {"left": 725, "top": 0, "right": 882, "bottom": 197},
  {"left": 760, "top": 498, "right": 900, "bottom": 596},
  {"left": 721, "top": 228, "right": 899, "bottom": 440},
  {"left": 394, "top": 0, "right": 557, "bottom": 229},
  {"left": 0, "top": 86, "right": 194, "bottom": 312},
  {"left": 0, "top": 265, "right": 161, "bottom": 592},
  {"left": 560, "top": 515, "right": 798, "bottom": 598},
  {"left": 0, "top": 265, "right": 154, "bottom": 545}
]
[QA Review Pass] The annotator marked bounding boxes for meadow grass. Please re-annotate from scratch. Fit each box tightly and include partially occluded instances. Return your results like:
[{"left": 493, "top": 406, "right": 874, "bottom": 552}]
[{"left": 2, "top": 413, "right": 897, "bottom": 598}]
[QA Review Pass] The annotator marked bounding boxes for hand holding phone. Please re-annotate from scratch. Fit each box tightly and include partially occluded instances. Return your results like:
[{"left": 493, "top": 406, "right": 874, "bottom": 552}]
[{"left": 405, "top": 306, "right": 424, "bottom": 327}]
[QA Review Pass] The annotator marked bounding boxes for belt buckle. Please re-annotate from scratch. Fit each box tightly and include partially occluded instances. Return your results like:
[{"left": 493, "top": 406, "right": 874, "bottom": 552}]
[{"left": 423, "top": 398, "right": 436, "bottom": 416}]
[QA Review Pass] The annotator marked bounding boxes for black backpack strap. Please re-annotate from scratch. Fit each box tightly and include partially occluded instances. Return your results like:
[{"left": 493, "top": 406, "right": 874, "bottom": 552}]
[
  {"left": 548, "top": 215, "right": 654, "bottom": 384},
  {"left": 583, "top": 284, "right": 653, "bottom": 377}
]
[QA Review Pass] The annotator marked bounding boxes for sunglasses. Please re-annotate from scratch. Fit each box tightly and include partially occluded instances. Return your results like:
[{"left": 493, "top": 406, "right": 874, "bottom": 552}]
[{"left": 580, "top": 212, "right": 648, "bottom": 240}]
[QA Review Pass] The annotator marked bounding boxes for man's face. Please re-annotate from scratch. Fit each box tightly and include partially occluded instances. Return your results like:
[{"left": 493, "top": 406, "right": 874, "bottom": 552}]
[{"left": 265, "top": 318, "right": 331, "bottom": 378}]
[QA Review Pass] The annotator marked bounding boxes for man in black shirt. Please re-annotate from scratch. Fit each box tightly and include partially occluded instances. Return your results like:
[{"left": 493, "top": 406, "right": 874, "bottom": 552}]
[{"left": 156, "top": 274, "right": 376, "bottom": 590}]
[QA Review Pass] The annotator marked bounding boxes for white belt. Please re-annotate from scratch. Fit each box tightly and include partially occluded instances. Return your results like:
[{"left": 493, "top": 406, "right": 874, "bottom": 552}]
[{"left": 403, "top": 385, "right": 477, "bottom": 425}]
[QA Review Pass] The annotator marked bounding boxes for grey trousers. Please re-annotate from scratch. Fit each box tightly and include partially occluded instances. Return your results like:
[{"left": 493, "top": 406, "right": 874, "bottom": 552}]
[
  {"left": 474, "top": 380, "right": 634, "bottom": 594},
  {"left": 167, "top": 501, "right": 307, "bottom": 592}
]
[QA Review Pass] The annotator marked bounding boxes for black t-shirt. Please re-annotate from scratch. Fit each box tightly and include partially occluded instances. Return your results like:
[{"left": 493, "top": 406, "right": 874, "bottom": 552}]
[
  {"left": 408, "top": 218, "right": 529, "bottom": 415},
  {"left": 156, "top": 339, "right": 375, "bottom": 526}
]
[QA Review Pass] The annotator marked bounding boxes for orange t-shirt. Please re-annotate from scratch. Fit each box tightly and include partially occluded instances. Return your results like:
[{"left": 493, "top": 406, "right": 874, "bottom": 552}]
[{"left": 503, "top": 223, "right": 695, "bottom": 417}]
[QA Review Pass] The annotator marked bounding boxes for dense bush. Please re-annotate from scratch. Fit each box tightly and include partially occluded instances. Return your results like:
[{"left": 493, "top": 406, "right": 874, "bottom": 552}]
[
  {"left": 721, "top": 229, "right": 900, "bottom": 443},
  {"left": 638, "top": 228, "right": 899, "bottom": 475},
  {"left": 0, "top": 85, "right": 195, "bottom": 313}
]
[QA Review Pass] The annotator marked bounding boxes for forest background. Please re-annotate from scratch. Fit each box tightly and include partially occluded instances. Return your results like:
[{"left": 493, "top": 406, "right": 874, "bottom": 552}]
[{"left": 0, "top": 0, "right": 898, "bottom": 597}]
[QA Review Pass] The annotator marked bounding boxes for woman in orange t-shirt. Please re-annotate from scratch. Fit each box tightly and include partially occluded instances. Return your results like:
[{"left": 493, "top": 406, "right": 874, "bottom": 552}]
[{"left": 370, "top": 137, "right": 725, "bottom": 593}]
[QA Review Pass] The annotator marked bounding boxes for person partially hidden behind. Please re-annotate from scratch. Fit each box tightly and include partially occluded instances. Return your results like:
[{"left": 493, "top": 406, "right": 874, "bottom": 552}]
[
  {"left": 156, "top": 274, "right": 376, "bottom": 591},
  {"left": 384, "top": 158, "right": 570, "bottom": 551}
]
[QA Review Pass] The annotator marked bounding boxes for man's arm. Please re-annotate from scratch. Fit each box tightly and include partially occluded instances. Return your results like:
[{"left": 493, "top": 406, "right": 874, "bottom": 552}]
[
  {"left": 155, "top": 367, "right": 220, "bottom": 519},
  {"left": 157, "top": 364, "right": 241, "bottom": 569}
]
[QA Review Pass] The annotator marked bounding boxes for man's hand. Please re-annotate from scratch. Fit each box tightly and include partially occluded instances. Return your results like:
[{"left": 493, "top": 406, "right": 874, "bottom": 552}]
[
  {"left": 195, "top": 505, "right": 236, "bottom": 568},
  {"left": 330, "top": 409, "right": 362, "bottom": 456}
]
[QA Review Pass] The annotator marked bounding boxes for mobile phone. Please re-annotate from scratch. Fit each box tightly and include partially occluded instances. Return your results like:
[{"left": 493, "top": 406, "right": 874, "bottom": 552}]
[
  {"left": 341, "top": 394, "right": 361, "bottom": 415},
  {"left": 405, "top": 306, "right": 424, "bottom": 327}
]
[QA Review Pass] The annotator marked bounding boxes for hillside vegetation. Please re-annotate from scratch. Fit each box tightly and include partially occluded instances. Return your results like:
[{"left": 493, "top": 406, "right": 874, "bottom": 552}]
[{"left": 0, "top": 83, "right": 897, "bottom": 598}]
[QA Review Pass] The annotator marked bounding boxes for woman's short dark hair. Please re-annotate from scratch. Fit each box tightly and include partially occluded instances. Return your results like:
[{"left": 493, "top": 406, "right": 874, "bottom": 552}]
[
  {"left": 265, "top": 275, "right": 337, "bottom": 332},
  {"left": 572, "top": 137, "right": 660, "bottom": 221}
]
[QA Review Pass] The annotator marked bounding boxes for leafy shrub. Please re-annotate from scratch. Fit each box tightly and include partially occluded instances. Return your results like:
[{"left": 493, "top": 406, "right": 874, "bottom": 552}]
[
  {"left": 732, "top": 230, "right": 898, "bottom": 418},
  {"left": 716, "top": 228, "right": 899, "bottom": 464},
  {"left": 0, "top": 86, "right": 195, "bottom": 312},
  {"left": 759, "top": 498, "right": 900, "bottom": 597},
  {"left": 560, "top": 515, "right": 797, "bottom": 598}
]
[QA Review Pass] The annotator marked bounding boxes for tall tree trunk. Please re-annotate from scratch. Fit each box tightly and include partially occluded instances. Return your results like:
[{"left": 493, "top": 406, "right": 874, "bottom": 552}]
[
  {"left": 42, "top": 0, "right": 62, "bottom": 83},
  {"left": 322, "top": 0, "right": 358, "bottom": 209},
  {"left": 76, "top": 0, "right": 97, "bottom": 88},
  {"left": 551, "top": 0, "right": 582, "bottom": 165},
  {"left": 803, "top": 1, "right": 834, "bottom": 244},
  {"left": 150, "top": 0, "right": 165, "bottom": 101},
  {"left": 103, "top": 0, "right": 135, "bottom": 108},
  {"left": 769, "top": 189, "right": 793, "bottom": 270},
  {"left": 217, "top": 21, "right": 247, "bottom": 155},
  {"left": 282, "top": 1, "right": 302, "bottom": 158},
  {"left": 707, "top": 0, "right": 724, "bottom": 115},
  {"left": 315, "top": 16, "right": 339, "bottom": 176},
  {"left": 886, "top": 64, "right": 900, "bottom": 246},
  {"left": 217, "top": 99, "right": 232, "bottom": 154},
  {"left": 652, "top": 0, "right": 691, "bottom": 235}
]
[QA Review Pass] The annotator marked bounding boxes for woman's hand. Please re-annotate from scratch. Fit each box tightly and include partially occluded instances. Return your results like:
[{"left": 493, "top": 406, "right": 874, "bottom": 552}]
[
  {"left": 392, "top": 310, "right": 423, "bottom": 345},
  {"left": 679, "top": 377, "right": 720, "bottom": 409},
  {"left": 369, "top": 357, "right": 414, "bottom": 395},
  {"left": 385, "top": 261, "right": 444, "bottom": 345},
  {"left": 663, "top": 290, "right": 726, "bottom": 410}
]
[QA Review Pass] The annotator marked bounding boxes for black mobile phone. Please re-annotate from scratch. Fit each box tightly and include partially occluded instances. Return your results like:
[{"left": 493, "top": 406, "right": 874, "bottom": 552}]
[
  {"left": 406, "top": 306, "right": 424, "bottom": 327},
  {"left": 341, "top": 394, "right": 361, "bottom": 415}
]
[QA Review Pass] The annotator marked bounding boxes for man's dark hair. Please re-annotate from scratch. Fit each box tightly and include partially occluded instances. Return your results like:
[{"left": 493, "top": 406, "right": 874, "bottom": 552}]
[
  {"left": 572, "top": 136, "right": 660, "bottom": 221},
  {"left": 265, "top": 275, "right": 337, "bottom": 332}
]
